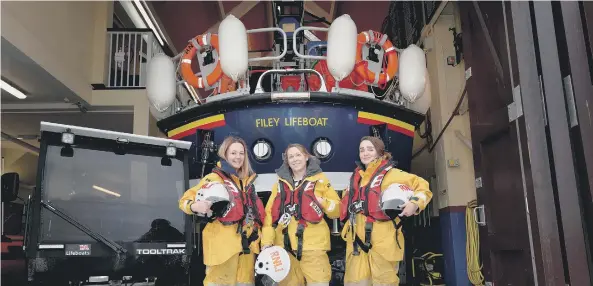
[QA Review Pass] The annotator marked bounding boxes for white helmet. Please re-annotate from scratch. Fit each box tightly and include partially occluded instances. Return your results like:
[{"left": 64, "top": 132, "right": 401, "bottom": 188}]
[
  {"left": 255, "top": 246, "right": 291, "bottom": 283},
  {"left": 195, "top": 181, "right": 231, "bottom": 217},
  {"left": 381, "top": 183, "right": 414, "bottom": 219}
]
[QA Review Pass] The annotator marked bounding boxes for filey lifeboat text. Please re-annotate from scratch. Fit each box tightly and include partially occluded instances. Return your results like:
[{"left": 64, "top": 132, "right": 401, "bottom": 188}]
[{"left": 255, "top": 117, "right": 329, "bottom": 128}]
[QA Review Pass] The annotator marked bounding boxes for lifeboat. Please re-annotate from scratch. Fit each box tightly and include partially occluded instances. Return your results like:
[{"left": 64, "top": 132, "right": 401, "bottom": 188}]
[
  {"left": 146, "top": 1, "right": 430, "bottom": 284},
  {"left": 149, "top": 15, "right": 428, "bottom": 192}
]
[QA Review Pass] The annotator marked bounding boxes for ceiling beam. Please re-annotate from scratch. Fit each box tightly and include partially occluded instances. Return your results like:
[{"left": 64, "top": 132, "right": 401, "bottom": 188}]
[
  {"left": 1, "top": 103, "right": 133, "bottom": 114},
  {"left": 329, "top": 1, "right": 337, "bottom": 21},
  {"left": 304, "top": 1, "right": 332, "bottom": 27},
  {"left": 264, "top": 1, "right": 274, "bottom": 47},
  {"left": 207, "top": 1, "right": 260, "bottom": 33},
  {"left": 2, "top": 151, "right": 29, "bottom": 174},
  {"left": 1, "top": 132, "right": 40, "bottom": 156},
  {"left": 265, "top": 0, "right": 274, "bottom": 27},
  {"left": 416, "top": 1, "right": 449, "bottom": 46},
  {"left": 145, "top": 2, "right": 179, "bottom": 54},
  {"left": 217, "top": 1, "right": 226, "bottom": 20}
]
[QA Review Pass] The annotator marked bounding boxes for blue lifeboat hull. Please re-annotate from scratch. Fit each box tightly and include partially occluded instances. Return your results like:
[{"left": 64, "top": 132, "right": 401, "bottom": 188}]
[{"left": 157, "top": 92, "right": 425, "bottom": 190}]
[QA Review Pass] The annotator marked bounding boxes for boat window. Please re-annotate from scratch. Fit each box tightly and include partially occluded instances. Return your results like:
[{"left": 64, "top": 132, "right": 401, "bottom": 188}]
[
  {"left": 312, "top": 138, "right": 332, "bottom": 160},
  {"left": 253, "top": 139, "right": 273, "bottom": 161}
]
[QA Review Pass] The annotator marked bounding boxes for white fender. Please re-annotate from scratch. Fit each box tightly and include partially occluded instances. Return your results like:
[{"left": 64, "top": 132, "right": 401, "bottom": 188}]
[
  {"left": 408, "top": 68, "right": 432, "bottom": 114},
  {"left": 327, "top": 14, "right": 357, "bottom": 81},
  {"left": 218, "top": 15, "right": 248, "bottom": 82},
  {"left": 146, "top": 53, "right": 176, "bottom": 112},
  {"left": 149, "top": 102, "right": 175, "bottom": 121},
  {"left": 399, "top": 44, "right": 426, "bottom": 102}
]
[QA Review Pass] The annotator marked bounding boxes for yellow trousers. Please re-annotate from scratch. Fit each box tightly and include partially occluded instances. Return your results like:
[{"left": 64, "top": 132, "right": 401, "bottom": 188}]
[
  {"left": 279, "top": 250, "right": 332, "bottom": 286},
  {"left": 204, "top": 252, "right": 255, "bottom": 286},
  {"left": 344, "top": 247, "right": 400, "bottom": 286}
]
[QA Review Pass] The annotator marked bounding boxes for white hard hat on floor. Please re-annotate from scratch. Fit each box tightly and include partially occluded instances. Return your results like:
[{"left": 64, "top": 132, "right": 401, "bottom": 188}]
[{"left": 255, "top": 246, "right": 291, "bottom": 283}]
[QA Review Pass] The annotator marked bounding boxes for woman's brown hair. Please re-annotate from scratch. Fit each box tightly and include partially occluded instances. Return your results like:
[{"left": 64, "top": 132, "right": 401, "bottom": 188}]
[
  {"left": 217, "top": 136, "right": 254, "bottom": 179},
  {"left": 283, "top": 143, "right": 312, "bottom": 164},
  {"left": 360, "top": 136, "right": 392, "bottom": 160}
]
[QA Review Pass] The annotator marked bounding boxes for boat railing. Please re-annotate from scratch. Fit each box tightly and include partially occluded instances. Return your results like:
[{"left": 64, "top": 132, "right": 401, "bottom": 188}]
[
  {"left": 247, "top": 28, "right": 288, "bottom": 63},
  {"left": 254, "top": 69, "right": 328, "bottom": 94},
  {"left": 292, "top": 26, "right": 329, "bottom": 61},
  {"left": 168, "top": 25, "right": 397, "bottom": 109}
]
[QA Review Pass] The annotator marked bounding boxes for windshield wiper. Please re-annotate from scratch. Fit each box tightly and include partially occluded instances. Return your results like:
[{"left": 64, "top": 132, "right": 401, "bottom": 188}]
[{"left": 41, "top": 201, "right": 127, "bottom": 255}]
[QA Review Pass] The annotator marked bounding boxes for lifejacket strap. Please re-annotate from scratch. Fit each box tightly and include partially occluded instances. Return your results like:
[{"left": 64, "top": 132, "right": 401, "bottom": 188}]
[
  {"left": 392, "top": 220, "right": 403, "bottom": 249},
  {"left": 295, "top": 222, "right": 306, "bottom": 261},
  {"left": 364, "top": 222, "right": 373, "bottom": 249},
  {"left": 354, "top": 235, "right": 371, "bottom": 253},
  {"left": 240, "top": 232, "right": 251, "bottom": 255}
]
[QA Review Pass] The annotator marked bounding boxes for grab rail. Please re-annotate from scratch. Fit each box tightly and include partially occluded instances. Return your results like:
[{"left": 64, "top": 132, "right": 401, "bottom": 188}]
[
  {"left": 254, "top": 69, "right": 328, "bottom": 93},
  {"left": 293, "top": 27, "right": 329, "bottom": 60},
  {"left": 248, "top": 27, "right": 288, "bottom": 62}
]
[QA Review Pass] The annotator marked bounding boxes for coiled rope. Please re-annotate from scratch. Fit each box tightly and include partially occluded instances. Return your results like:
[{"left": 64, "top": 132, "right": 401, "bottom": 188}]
[{"left": 466, "top": 199, "right": 485, "bottom": 285}]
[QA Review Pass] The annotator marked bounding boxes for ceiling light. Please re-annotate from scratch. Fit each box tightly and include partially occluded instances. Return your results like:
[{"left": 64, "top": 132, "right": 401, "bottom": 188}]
[{"left": 1, "top": 79, "right": 27, "bottom": 99}]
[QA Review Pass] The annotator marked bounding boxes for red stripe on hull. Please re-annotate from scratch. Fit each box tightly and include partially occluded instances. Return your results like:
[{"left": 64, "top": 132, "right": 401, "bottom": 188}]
[
  {"left": 357, "top": 117, "right": 414, "bottom": 137},
  {"left": 387, "top": 124, "right": 415, "bottom": 137}
]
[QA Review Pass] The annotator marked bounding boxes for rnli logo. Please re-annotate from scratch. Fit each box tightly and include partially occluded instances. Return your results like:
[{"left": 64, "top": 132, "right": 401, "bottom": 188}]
[
  {"left": 399, "top": 184, "right": 413, "bottom": 192},
  {"left": 271, "top": 250, "right": 285, "bottom": 272},
  {"left": 310, "top": 201, "right": 323, "bottom": 216},
  {"left": 304, "top": 182, "right": 315, "bottom": 193},
  {"left": 65, "top": 244, "right": 91, "bottom": 256},
  {"left": 370, "top": 175, "right": 385, "bottom": 189},
  {"left": 223, "top": 180, "right": 240, "bottom": 193}
]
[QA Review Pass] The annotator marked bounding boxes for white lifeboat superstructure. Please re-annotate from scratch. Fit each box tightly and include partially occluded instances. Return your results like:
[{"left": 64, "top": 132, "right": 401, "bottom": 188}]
[{"left": 145, "top": 10, "right": 430, "bottom": 122}]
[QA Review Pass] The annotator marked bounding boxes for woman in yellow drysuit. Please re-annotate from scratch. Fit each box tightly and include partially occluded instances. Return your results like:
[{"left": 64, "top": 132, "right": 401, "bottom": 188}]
[
  {"left": 261, "top": 143, "right": 341, "bottom": 285},
  {"left": 179, "top": 136, "right": 265, "bottom": 286},
  {"left": 341, "top": 136, "right": 433, "bottom": 286}
]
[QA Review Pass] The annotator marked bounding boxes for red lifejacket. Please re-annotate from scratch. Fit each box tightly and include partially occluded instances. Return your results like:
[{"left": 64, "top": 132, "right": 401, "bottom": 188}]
[
  {"left": 212, "top": 169, "right": 266, "bottom": 228},
  {"left": 271, "top": 180, "right": 324, "bottom": 226},
  {"left": 340, "top": 160, "right": 394, "bottom": 223},
  {"left": 341, "top": 160, "right": 404, "bottom": 254}
]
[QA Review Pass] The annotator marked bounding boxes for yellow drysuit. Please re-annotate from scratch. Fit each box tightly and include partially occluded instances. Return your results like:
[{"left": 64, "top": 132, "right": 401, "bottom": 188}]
[
  {"left": 261, "top": 157, "right": 341, "bottom": 285},
  {"left": 179, "top": 161, "right": 261, "bottom": 286},
  {"left": 341, "top": 157, "right": 432, "bottom": 286}
]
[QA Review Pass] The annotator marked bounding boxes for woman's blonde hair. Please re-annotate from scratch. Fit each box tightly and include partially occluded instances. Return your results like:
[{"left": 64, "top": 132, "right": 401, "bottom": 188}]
[
  {"left": 283, "top": 143, "right": 312, "bottom": 164},
  {"left": 360, "top": 136, "right": 392, "bottom": 160},
  {"left": 217, "top": 136, "right": 254, "bottom": 179}
]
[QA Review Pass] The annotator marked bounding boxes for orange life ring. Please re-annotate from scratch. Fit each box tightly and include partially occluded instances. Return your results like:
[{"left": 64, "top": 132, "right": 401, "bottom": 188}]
[
  {"left": 354, "top": 31, "right": 398, "bottom": 87},
  {"left": 180, "top": 33, "right": 224, "bottom": 89}
]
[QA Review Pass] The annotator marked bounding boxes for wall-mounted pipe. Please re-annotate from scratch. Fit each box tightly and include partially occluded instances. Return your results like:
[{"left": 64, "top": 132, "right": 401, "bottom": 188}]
[{"left": 1, "top": 131, "right": 40, "bottom": 156}]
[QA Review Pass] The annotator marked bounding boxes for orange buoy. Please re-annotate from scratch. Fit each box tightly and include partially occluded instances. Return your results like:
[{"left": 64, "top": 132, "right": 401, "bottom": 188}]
[
  {"left": 353, "top": 31, "right": 398, "bottom": 87},
  {"left": 180, "top": 33, "right": 224, "bottom": 89}
]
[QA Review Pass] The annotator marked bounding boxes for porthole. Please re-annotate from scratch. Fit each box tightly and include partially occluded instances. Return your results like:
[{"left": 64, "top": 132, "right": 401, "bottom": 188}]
[
  {"left": 252, "top": 139, "right": 273, "bottom": 161},
  {"left": 312, "top": 137, "right": 332, "bottom": 160}
]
